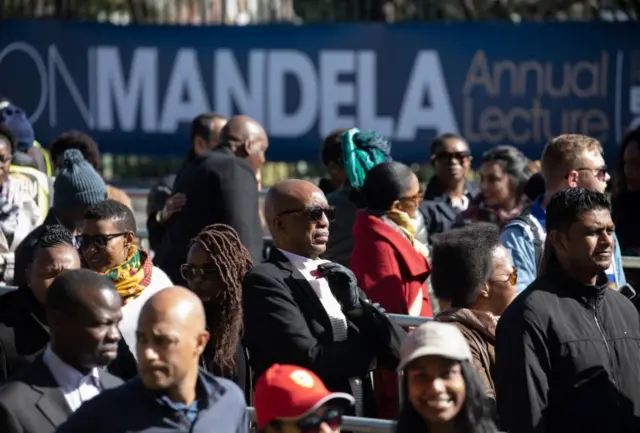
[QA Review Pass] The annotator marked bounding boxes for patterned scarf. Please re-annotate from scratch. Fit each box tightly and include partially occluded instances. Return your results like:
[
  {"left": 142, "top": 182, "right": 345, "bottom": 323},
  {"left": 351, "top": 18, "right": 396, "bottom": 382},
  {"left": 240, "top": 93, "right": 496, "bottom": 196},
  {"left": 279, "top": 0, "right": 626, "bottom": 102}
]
[
  {"left": 384, "top": 209, "right": 430, "bottom": 260},
  {"left": 103, "top": 246, "right": 153, "bottom": 304}
]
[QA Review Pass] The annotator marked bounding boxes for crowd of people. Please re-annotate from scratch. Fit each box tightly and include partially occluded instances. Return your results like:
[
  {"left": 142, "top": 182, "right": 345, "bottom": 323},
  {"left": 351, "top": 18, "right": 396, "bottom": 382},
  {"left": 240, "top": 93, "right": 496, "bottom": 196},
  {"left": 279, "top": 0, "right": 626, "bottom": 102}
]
[{"left": 0, "top": 95, "right": 639, "bottom": 433}]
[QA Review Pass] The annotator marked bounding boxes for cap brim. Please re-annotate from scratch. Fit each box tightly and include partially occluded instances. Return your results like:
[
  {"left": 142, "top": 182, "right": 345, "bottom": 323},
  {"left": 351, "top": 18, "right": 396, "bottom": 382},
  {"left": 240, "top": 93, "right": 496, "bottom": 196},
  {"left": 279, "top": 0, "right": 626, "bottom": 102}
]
[
  {"left": 398, "top": 347, "right": 470, "bottom": 372},
  {"left": 276, "top": 392, "right": 355, "bottom": 423}
]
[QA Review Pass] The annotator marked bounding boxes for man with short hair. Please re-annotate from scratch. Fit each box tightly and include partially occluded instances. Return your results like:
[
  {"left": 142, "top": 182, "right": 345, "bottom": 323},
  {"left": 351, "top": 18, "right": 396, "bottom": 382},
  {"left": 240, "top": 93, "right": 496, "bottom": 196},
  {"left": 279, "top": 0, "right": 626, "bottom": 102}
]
[
  {"left": 501, "top": 134, "right": 626, "bottom": 292},
  {"left": 55, "top": 286, "right": 248, "bottom": 433},
  {"left": 496, "top": 188, "right": 640, "bottom": 433},
  {"left": 155, "top": 115, "right": 267, "bottom": 282},
  {"left": 0, "top": 269, "right": 124, "bottom": 433},
  {"left": 146, "top": 113, "right": 228, "bottom": 252},
  {"left": 243, "top": 179, "right": 403, "bottom": 418}
]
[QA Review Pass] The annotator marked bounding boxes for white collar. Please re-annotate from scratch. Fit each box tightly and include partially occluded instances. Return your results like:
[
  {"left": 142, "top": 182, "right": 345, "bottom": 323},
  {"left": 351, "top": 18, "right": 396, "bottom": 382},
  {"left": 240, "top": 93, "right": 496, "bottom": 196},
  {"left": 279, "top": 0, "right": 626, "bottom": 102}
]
[
  {"left": 43, "top": 345, "right": 101, "bottom": 389},
  {"left": 278, "top": 249, "right": 323, "bottom": 264}
]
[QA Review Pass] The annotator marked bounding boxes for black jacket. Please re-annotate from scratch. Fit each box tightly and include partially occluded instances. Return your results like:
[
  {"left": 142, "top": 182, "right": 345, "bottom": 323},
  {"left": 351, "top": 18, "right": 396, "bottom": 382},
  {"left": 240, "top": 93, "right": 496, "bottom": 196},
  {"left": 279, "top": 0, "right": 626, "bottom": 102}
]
[
  {"left": 154, "top": 148, "right": 263, "bottom": 285},
  {"left": 420, "top": 177, "right": 478, "bottom": 238},
  {"left": 242, "top": 248, "right": 404, "bottom": 417},
  {"left": 495, "top": 264, "right": 640, "bottom": 433},
  {"left": 0, "top": 356, "right": 122, "bottom": 433},
  {"left": 145, "top": 173, "right": 176, "bottom": 253}
]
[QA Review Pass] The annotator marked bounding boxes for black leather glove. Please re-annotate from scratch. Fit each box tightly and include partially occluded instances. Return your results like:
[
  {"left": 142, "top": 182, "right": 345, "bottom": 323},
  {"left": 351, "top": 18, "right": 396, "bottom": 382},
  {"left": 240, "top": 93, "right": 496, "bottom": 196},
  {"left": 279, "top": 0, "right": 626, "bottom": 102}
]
[{"left": 316, "top": 262, "right": 360, "bottom": 311}]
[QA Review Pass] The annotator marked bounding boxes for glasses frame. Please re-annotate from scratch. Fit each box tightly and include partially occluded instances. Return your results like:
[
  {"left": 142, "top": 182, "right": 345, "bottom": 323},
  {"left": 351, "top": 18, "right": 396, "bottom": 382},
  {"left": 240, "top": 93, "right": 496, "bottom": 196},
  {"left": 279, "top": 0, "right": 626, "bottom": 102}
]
[
  {"left": 75, "top": 232, "right": 129, "bottom": 249},
  {"left": 277, "top": 206, "right": 336, "bottom": 223}
]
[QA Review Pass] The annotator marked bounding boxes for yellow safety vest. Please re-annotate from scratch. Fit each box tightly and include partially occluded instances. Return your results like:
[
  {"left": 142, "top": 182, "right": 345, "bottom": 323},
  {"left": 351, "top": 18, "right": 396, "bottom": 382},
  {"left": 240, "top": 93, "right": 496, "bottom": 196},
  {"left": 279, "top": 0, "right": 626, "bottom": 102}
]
[{"left": 33, "top": 140, "right": 54, "bottom": 177}]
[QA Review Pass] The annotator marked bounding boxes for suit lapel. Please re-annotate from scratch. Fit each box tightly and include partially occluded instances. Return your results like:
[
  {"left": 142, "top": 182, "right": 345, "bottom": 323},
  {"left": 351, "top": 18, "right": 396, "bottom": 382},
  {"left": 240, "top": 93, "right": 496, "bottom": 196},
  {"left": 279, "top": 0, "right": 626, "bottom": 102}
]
[
  {"left": 269, "top": 249, "right": 333, "bottom": 332},
  {"left": 98, "top": 370, "right": 123, "bottom": 390},
  {"left": 29, "top": 358, "right": 72, "bottom": 428}
]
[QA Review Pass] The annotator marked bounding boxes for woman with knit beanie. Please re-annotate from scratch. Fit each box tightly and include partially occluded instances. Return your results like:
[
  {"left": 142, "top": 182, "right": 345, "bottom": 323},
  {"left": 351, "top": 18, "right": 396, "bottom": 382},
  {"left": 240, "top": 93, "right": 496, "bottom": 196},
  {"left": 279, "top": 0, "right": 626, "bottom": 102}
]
[
  {"left": 77, "top": 199, "right": 172, "bottom": 369},
  {"left": 350, "top": 161, "right": 433, "bottom": 420},
  {"left": 322, "top": 128, "right": 392, "bottom": 266}
]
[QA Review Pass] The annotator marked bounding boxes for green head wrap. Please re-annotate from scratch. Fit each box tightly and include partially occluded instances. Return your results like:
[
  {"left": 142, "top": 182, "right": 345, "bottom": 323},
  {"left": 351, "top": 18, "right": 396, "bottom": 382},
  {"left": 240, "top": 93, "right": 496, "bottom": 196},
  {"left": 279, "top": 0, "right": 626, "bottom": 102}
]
[{"left": 341, "top": 128, "right": 393, "bottom": 188}]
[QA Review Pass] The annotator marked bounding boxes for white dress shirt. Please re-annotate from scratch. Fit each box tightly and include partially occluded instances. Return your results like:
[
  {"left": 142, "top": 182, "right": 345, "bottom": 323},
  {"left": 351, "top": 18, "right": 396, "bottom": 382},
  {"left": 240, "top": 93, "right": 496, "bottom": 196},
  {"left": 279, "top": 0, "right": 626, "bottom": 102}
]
[
  {"left": 279, "top": 249, "right": 364, "bottom": 416},
  {"left": 42, "top": 345, "right": 102, "bottom": 412}
]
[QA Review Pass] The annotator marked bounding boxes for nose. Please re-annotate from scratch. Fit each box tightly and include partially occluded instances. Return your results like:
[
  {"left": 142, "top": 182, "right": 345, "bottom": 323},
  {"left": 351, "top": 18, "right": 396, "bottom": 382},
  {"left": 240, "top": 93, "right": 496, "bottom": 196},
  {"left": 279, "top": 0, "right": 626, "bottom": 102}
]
[
  {"left": 106, "top": 324, "right": 121, "bottom": 342},
  {"left": 140, "top": 345, "right": 159, "bottom": 362},
  {"left": 317, "top": 212, "right": 330, "bottom": 228},
  {"left": 426, "top": 377, "right": 447, "bottom": 394}
]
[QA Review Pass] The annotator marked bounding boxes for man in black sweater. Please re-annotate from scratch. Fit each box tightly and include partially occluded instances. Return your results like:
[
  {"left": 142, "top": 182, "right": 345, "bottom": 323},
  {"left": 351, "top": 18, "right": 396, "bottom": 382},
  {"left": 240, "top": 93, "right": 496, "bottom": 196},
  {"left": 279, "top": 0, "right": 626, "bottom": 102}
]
[{"left": 496, "top": 188, "right": 640, "bottom": 433}]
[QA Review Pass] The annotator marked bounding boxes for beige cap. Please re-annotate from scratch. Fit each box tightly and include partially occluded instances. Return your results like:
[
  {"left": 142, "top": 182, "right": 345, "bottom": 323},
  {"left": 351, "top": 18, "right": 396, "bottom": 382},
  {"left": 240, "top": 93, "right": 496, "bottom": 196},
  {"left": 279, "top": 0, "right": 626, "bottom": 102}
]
[{"left": 398, "top": 321, "right": 472, "bottom": 371}]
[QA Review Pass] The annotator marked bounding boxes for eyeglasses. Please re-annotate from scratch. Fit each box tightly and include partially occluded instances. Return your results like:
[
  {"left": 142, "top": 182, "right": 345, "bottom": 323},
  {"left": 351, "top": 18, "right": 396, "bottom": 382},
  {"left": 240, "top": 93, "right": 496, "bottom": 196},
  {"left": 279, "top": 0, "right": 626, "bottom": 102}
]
[
  {"left": 271, "top": 408, "right": 343, "bottom": 433},
  {"left": 180, "top": 264, "right": 219, "bottom": 281},
  {"left": 576, "top": 166, "right": 608, "bottom": 181},
  {"left": 401, "top": 188, "right": 425, "bottom": 204},
  {"left": 490, "top": 268, "right": 518, "bottom": 285},
  {"left": 277, "top": 206, "right": 336, "bottom": 223},
  {"left": 75, "top": 232, "right": 128, "bottom": 249},
  {"left": 432, "top": 151, "right": 471, "bottom": 164}
]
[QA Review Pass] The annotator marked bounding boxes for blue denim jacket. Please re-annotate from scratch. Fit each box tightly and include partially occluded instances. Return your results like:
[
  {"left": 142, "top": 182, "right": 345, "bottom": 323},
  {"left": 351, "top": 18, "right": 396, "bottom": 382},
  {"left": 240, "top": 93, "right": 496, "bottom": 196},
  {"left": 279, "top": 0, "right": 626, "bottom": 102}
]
[{"left": 501, "top": 223, "right": 627, "bottom": 293}]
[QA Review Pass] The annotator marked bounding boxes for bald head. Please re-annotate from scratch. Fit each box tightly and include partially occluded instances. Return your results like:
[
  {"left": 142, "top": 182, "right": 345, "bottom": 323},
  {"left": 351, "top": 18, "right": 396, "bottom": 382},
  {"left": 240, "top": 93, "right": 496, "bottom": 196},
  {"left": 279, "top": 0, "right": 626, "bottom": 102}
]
[
  {"left": 265, "top": 179, "right": 323, "bottom": 224},
  {"left": 219, "top": 115, "right": 268, "bottom": 172},
  {"left": 137, "top": 286, "right": 210, "bottom": 396},
  {"left": 139, "top": 286, "right": 206, "bottom": 333},
  {"left": 265, "top": 179, "right": 331, "bottom": 259}
]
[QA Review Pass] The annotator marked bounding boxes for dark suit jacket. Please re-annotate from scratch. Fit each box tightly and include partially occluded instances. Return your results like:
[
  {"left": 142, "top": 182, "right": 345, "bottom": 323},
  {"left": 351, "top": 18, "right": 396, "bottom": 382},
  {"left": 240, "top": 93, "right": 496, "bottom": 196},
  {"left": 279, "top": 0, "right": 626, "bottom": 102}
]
[
  {"left": 242, "top": 249, "right": 404, "bottom": 417},
  {"left": 0, "top": 357, "right": 123, "bottom": 433},
  {"left": 155, "top": 147, "right": 263, "bottom": 284}
]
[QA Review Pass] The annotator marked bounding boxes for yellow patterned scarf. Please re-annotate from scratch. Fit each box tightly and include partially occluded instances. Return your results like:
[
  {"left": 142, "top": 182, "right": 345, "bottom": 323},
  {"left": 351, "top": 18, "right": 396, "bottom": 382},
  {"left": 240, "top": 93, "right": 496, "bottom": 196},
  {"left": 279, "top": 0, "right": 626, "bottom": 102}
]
[
  {"left": 103, "top": 245, "right": 153, "bottom": 304},
  {"left": 385, "top": 209, "right": 430, "bottom": 260}
]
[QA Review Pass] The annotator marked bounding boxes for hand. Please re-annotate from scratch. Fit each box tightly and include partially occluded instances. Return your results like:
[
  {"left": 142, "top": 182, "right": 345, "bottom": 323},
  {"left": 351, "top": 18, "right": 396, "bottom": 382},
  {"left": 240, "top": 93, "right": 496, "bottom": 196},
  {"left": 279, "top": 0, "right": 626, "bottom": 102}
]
[
  {"left": 316, "top": 263, "right": 360, "bottom": 311},
  {"left": 159, "top": 193, "right": 187, "bottom": 222}
]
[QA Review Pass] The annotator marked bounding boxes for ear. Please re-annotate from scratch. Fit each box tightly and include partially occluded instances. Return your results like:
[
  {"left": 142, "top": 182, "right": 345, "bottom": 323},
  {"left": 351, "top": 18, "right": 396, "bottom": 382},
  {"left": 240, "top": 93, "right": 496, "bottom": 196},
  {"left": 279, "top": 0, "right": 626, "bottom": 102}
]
[
  {"left": 566, "top": 170, "right": 579, "bottom": 187},
  {"left": 241, "top": 139, "right": 253, "bottom": 157},
  {"left": 390, "top": 200, "right": 402, "bottom": 212},
  {"left": 478, "top": 282, "right": 490, "bottom": 299},
  {"left": 195, "top": 331, "right": 210, "bottom": 357},
  {"left": 124, "top": 231, "right": 135, "bottom": 247}
]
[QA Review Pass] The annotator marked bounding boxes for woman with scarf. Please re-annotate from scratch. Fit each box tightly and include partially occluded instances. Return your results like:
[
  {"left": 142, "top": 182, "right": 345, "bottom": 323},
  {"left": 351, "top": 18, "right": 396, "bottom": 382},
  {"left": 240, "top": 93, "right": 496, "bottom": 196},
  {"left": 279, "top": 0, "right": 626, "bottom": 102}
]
[
  {"left": 432, "top": 223, "right": 517, "bottom": 407},
  {"left": 456, "top": 145, "right": 532, "bottom": 228},
  {"left": 0, "top": 125, "right": 41, "bottom": 255},
  {"left": 350, "top": 161, "right": 432, "bottom": 419},
  {"left": 77, "top": 199, "right": 172, "bottom": 368}
]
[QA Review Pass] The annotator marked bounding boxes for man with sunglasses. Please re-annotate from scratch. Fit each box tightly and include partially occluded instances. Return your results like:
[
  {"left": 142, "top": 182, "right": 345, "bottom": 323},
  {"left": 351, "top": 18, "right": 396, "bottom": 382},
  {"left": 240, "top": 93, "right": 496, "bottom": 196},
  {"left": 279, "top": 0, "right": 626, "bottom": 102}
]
[
  {"left": 243, "top": 179, "right": 404, "bottom": 419},
  {"left": 254, "top": 364, "right": 354, "bottom": 433},
  {"left": 501, "top": 134, "right": 626, "bottom": 293},
  {"left": 420, "top": 134, "right": 478, "bottom": 237}
]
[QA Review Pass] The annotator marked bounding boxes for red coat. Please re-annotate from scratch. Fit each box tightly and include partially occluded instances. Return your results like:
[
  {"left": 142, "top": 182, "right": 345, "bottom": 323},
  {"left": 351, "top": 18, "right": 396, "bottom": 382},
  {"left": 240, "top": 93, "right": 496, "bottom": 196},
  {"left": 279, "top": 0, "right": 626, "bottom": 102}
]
[
  {"left": 350, "top": 211, "right": 432, "bottom": 419},
  {"left": 350, "top": 211, "right": 432, "bottom": 317}
]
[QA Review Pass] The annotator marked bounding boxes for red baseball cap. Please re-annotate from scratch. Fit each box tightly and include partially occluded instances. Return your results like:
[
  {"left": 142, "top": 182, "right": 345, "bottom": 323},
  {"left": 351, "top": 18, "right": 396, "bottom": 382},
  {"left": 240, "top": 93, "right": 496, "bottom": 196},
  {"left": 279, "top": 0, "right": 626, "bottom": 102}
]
[{"left": 254, "top": 364, "right": 355, "bottom": 429}]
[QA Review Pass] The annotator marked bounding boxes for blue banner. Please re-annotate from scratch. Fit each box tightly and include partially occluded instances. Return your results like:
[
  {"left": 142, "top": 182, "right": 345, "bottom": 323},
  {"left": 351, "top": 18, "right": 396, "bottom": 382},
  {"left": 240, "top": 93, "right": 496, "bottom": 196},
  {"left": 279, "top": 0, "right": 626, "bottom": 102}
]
[{"left": 1, "top": 20, "right": 639, "bottom": 163}]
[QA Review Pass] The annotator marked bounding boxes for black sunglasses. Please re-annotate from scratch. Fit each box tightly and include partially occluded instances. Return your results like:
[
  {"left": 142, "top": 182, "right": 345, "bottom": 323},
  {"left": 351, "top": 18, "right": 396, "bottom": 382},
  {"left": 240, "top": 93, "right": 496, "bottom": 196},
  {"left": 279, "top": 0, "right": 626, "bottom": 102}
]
[
  {"left": 180, "top": 264, "right": 219, "bottom": 281},
  {"left": 272, "top": 408, "right": 343, "bottom": 433},
  {"left": 433, "top": 151, "right": 471, "bottom": 163},
  {"left": 75, "top": 232, "right": 128, "bottom": 249},
  {"left": 278, "top": 206, "right": 336, "bottom": 223}
]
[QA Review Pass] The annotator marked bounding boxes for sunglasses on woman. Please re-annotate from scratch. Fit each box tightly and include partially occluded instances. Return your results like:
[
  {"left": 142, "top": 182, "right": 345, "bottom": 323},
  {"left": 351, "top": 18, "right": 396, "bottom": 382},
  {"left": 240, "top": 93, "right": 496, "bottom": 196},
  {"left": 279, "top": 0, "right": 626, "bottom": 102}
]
[
  {"left": 271, "top": 408, "right": 343, "bottom": 433},
  {"left": 75, "top": 232, "right": 128, "bottom": 249},
  {"left": 491, "top": 268, "right": 518, "bottom": 285},
  {"left": 180, "top": 264, "right": 219, "bottom": 281},
  {"left": 277, "top": 206, "right": 336, "bottom": 223}
]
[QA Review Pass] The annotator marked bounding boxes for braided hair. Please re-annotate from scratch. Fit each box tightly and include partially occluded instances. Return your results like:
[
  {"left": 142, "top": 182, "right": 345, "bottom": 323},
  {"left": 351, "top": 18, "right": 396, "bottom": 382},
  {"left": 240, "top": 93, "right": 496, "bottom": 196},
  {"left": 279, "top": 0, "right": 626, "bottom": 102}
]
[
  {"left": 190, "top": 224, "right": 253, "bottom": 377},
  {"left": 37, "top": 225, "right": 75, "bottom": 251}
]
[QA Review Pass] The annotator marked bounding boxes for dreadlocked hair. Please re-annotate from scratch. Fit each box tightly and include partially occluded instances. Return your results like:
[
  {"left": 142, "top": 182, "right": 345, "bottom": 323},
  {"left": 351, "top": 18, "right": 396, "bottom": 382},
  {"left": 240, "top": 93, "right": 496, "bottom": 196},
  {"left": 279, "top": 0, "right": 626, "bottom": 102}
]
[{"left": 191, "top": 223, "right": 253, "bottom": 377}]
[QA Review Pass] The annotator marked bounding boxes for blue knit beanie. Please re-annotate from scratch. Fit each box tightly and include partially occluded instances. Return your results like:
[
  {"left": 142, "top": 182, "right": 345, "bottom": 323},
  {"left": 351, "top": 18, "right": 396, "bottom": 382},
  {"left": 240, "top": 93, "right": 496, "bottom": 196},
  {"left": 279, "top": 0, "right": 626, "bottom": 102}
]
[
  {"left": 0, "top": 104, "right": 34, "bottom": 153},
  {"left": 53, "top": 149, "right": 107, "bottom": 209}
]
